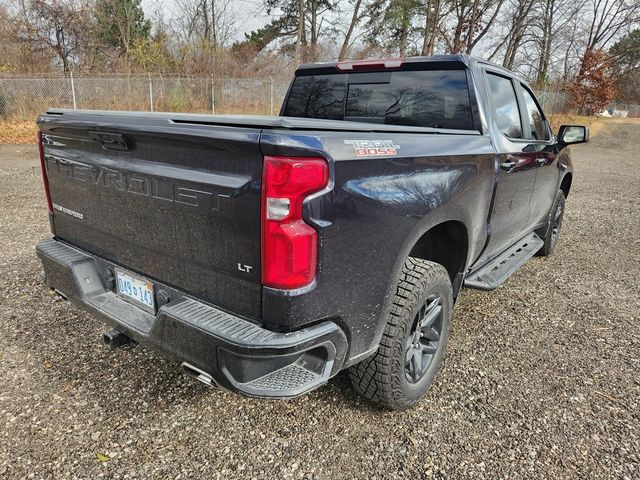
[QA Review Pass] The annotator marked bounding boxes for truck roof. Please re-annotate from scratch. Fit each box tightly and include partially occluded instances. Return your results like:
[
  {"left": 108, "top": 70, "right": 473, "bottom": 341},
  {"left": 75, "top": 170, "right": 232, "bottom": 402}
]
[
  {"left": 297, "top": 54, "right": 468, "bottom": 71},
  {"left": 296, "top": 54, "right": 525, "bottom": 83}
]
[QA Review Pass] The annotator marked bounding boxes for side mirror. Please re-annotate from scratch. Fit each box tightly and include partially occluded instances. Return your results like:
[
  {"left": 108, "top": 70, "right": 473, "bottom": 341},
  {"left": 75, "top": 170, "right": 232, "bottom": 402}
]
[{"left": 558, "top": 125, "right": 589, "bottom": 145}]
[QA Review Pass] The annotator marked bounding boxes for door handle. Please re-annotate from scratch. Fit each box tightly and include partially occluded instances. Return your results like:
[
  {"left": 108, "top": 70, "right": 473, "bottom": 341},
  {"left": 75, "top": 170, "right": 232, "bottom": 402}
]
[
  {"left": 535, "top": 157, "right": 546, "bottom": 166},
  {"left": 500, "top": 160, "right": 516, "bottom": 171}
]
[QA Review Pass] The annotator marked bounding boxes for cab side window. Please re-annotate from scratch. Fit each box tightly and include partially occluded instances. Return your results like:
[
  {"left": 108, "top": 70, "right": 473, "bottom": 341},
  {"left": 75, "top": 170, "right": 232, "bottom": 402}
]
[
  {"left": 521, "top": 86, "right": 549, "bottom": 141},
  {"left": 486, "top": 73, "right": 522, "bottom": 139}
]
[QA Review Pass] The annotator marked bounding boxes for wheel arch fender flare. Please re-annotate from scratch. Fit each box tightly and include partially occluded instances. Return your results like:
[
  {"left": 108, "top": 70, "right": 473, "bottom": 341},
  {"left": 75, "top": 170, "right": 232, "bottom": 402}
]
[{"left": 368, "top": 210, "right": 471, "bottom": 354}]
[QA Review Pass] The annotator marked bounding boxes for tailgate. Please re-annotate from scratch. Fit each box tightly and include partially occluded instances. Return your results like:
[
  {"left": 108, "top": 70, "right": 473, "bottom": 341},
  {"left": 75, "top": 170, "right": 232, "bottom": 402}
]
[{"left": 38, "top": 111, "right": 263, "bottom": 320}]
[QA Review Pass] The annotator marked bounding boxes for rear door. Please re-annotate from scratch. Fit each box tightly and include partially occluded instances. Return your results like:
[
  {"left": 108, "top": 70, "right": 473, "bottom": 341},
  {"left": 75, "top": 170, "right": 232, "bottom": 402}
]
[
  {"left": 40, "top": 111, "right": 263, "bottom": 320},
  {"left": 476, "top": 70, "right": 538, "bottom": 264}
]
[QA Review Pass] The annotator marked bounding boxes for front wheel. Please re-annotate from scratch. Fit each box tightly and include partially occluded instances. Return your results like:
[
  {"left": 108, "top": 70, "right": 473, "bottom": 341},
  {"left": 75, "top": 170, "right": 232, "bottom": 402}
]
[
  {"left": 537, "top": 189, "right": 566, "bottom": 256},
  {"left": 348, "top": 258, "right": 453, "bottom": 410}
]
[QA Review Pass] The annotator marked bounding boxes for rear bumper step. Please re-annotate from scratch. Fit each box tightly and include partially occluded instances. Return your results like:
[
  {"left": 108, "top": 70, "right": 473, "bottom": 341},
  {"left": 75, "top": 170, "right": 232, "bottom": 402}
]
[{"left": 36, "top": 238, "right": 348, "bottom": 399}]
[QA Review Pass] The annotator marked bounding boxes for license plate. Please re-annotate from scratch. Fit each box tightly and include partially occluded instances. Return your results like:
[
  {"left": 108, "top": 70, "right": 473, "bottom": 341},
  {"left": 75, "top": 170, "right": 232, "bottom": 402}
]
[{"left": 115, "top": 269, "right": 155, "bottom": 313}]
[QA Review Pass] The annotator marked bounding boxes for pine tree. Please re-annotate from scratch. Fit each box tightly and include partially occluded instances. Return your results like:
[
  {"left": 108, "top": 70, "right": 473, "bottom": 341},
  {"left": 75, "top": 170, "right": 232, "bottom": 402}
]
[{"left": 95, "top": 0, "right": 151, "bottom": 56}]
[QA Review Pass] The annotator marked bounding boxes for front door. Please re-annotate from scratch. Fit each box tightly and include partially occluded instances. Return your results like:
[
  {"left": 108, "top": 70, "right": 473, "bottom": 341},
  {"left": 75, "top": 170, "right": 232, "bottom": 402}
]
[{"left": 518, "top": 84, "right": 558, "bottom": 228}]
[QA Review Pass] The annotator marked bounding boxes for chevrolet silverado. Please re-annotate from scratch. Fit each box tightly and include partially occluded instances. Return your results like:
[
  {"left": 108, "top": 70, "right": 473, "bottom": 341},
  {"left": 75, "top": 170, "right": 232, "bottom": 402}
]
[{"left": 35, "top": 55, "right": 588, "bottom": 409}]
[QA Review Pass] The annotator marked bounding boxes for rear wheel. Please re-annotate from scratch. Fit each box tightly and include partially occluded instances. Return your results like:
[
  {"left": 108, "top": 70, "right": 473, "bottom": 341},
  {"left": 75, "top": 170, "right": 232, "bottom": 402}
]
[
  {"left": 348, "top": 257, "right": 452, "bottom": 410},
  {"left": 537, "top": 189, "right": 566, "bottom": 256}
]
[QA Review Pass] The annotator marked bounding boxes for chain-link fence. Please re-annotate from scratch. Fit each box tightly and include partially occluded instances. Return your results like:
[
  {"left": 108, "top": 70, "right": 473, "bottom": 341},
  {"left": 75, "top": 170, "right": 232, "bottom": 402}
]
[
  {"left": 0, "top": 74, "right": 291, "bottom": 120},
  {"left": 535, "top": 86, "right": 640, "bottom": 118},
  {"left": 604, "top": 100, "right": 640, "bottom": 118},
  {"left": 534, "top": 89, "right": 569, "bottom": 115},
  {"left": 0, "top": 73, "right": 638, "bottom": 121}
]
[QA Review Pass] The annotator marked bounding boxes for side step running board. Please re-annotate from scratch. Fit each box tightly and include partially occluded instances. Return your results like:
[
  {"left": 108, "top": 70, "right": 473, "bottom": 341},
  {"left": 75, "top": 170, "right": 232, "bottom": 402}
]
[{"left": 464, "top": 232, "right": 544, "bottom": 291}]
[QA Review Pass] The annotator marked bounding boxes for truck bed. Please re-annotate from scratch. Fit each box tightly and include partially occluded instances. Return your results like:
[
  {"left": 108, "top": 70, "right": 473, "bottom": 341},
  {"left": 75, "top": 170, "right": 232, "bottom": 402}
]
[{"left": 43, "top": 109, "right": 482, "bottom": 135}]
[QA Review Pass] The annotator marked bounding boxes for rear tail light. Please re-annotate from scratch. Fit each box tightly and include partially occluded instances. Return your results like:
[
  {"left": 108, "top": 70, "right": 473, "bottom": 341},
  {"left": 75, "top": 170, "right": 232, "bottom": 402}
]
[
  {"left": 37, "top": 131, "right": 53, "bottom": 213},
  {"left": 261, "top": 156, "right": 329, "bottom": 289}
]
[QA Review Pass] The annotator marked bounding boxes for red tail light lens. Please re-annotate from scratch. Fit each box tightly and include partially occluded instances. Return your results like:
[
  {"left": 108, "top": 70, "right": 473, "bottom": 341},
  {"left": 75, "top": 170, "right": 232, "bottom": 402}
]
[
  {"left": 261, "top": 156, "right": 329, "bottom": 289},
  {"left": 37, "top": 131, "right": 53, "bottom": 214}
]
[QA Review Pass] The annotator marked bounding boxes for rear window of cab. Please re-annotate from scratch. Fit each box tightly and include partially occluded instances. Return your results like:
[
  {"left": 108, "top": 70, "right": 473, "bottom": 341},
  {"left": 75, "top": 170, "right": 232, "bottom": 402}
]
[{"left": 282, "top": 69, "right": 474, "bottom": 130}]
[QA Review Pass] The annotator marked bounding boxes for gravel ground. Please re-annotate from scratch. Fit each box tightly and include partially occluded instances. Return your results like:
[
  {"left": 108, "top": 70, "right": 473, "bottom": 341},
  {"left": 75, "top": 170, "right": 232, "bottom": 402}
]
[{"left": 0, "top": 120, "right": 639, "bottom": 479}]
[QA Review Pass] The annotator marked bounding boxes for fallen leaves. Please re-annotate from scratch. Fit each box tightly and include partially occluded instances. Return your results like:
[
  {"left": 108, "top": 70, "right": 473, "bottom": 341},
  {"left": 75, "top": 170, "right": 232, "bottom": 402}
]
[
  {"left": 0, "top": 121, "right": 37, "bottom": 144},
  {"left": 95, "top": 452, "right": 110, "bottom": 462}
]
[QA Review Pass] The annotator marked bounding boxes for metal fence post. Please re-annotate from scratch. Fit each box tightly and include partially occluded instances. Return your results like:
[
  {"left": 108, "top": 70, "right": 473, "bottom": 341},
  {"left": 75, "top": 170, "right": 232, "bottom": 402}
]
[
  {"left": 148, "top": 73, "right": 154, "bottom": 112},
  {"left": 70, "top": 71, "right": 77, "bottom": 109}
]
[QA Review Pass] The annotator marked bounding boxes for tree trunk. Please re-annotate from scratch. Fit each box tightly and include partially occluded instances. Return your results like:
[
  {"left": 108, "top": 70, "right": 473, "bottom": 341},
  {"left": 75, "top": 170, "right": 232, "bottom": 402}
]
[
  {"left": 211, "top": 0, "right": 217, "bottom": 49},
  {"left": 501, "top": 0, "right": 534, "bottom": 69},
  {"left": 535, "top": 0, "right": 553, "bottom": 85},
  {"left": 421, "top": 0, "right": 441, "bottom": 56},
  {"left": 211, "top": 0, "right": 217, "bottom": 71},
  {"left": 295, "top": 0, "right": 305, "bottom": 65},
  {"left": 202, "top": 0, "right": 211, "bottom": 41},
  {"left": 399, "top": 23, "right": 408, "bottom": 56},
  {"left": 339, "top": 0, "right": 362, "bottom": 61},
  {"left": 310, "top": 0, "right": 317, "bottom": 60},
  {"left": 451, "top": 10, "right": 465, "bottom": 53}
]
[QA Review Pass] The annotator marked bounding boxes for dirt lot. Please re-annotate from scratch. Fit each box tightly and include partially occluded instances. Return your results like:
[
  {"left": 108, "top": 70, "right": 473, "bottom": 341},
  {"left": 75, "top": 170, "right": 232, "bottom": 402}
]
[{"left": 0, "top": 120, "right": 638, "bottom": 479}]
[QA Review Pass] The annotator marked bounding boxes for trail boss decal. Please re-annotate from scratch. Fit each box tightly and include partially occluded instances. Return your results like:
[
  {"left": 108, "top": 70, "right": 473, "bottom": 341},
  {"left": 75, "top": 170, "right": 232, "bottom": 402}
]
[
  {"left": 52, "top": 203, "right": 84, "bottom": 219},
  {"left": 344, "top": 140, "right": 400, "bottom": 157}
]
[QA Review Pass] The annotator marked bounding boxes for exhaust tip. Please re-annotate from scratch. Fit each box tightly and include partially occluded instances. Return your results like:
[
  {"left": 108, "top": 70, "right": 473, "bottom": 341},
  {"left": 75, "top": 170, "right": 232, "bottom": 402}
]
[{"left": 181, "top": 362, "right": 217, "bottom": 388}]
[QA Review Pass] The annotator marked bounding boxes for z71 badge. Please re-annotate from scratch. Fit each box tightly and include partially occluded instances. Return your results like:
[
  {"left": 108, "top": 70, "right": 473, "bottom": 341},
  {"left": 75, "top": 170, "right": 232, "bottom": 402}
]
[{"left": 344, "top": 140, "right": 400, "bottom": 157}]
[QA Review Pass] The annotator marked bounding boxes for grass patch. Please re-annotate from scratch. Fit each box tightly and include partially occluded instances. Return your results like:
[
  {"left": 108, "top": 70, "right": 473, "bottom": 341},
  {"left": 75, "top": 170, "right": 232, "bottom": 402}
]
[
  {"left": 548, "top": 114, "right": 602, "bottom": 137},
  {"left": 0, "top": 121, "right": 37, "bottom": 144}
]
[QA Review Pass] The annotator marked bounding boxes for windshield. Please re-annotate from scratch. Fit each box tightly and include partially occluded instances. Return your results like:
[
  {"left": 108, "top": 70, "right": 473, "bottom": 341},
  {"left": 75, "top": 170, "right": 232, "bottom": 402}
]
[{"left": 282, "top": 69, "right": 474, "bottom": 130}]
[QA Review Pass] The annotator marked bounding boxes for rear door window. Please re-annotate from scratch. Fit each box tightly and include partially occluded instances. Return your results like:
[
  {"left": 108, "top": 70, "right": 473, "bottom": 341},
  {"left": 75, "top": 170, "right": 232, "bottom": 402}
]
[
  {"left": 486, "top": 73, "right": 522, "bottom": 139},
  {"left": 282, "top": 69, "right": 474, "bottom": 130}
]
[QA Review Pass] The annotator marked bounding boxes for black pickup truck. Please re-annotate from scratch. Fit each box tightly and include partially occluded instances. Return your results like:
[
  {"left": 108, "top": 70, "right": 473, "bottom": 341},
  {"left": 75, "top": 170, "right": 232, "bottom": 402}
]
[{"left": 36, "top": 55, "right": 588, "bottom": 409}]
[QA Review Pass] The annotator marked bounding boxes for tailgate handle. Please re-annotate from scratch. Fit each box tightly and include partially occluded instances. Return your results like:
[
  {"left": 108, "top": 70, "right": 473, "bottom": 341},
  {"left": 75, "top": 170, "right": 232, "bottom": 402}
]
[{"left": 89, "top": 131, "right": 132, "bottom": 151}]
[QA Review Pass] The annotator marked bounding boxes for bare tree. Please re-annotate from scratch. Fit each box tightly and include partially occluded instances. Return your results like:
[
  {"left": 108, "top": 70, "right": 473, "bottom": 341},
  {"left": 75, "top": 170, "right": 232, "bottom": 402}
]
[
  {"left": 176, "top": 0, "right": 237, "bottom": 72},
  {"left": 12, "top": 0, "right": 90, "bottom": 72},
  {"left": 177, "top": 0, "right": 237, "bottom": 48},
  {"left": 338, "top": 0, "right": 366, "bottom": 60},
  {"left": 521, "top": 0, "right": 585, "bottom": 84},
  {"left": 442, "top": 0, "right": 506, "bottom": 54},
  {"left": 501, "top": 0, "right": 536, "bottom": 68},
  {"left": 585, "top": 0, "right": 640, "bottom": 52}
]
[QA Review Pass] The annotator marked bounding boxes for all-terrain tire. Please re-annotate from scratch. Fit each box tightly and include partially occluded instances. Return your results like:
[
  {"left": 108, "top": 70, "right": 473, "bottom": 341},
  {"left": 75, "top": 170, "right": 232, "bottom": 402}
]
[
  {"left": 348, "top": 257, "right": 453, "bottom": 410},
  {"left": 536, "top": 189, "right": 566, "bottom": 257}
]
